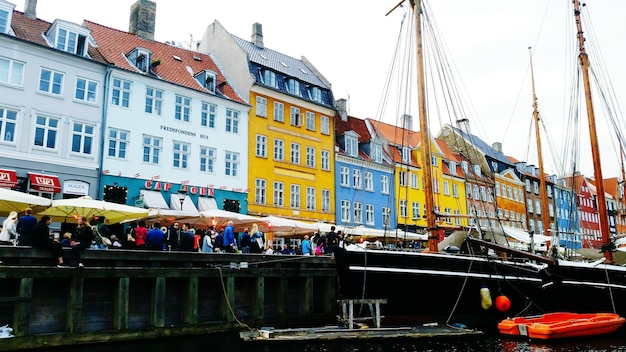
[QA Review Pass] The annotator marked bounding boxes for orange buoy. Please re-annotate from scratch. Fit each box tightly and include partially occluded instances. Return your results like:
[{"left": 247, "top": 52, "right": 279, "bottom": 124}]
[{"left": 495, "top": 294, "right": 511, "bottom": 312}]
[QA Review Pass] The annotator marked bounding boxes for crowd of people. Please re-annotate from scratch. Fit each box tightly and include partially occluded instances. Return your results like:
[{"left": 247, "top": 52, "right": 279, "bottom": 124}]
[{"left": 0, "top": 210, "right": 349, "bottom": 268}]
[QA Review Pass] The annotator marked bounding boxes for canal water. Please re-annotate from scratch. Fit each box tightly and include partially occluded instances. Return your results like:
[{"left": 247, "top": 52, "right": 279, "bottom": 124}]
[{"left": 52, "top": 332, "right": 626, "bottom": 352}]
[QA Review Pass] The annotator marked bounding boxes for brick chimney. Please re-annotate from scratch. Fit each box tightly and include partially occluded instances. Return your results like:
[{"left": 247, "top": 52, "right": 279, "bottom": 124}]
[
  {"left": 336, "top": 98, "right": 348, "bottom": 121},
  {"left": 129, "top": 0, "right": 156, "bottom": 41},
  {"left": 251, "top": 22, "right": 264, "bottom": 48},
  {"left": 492, "top": 142, "right": 502, "bottom": 153},
  {"left": 24, "top": 0, "right": 37, "bottom": 19}
]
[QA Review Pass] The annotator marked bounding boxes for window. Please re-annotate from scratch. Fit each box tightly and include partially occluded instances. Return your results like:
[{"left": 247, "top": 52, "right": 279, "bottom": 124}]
[
  {"left": 274, "top": 139, "right": 284, "bottom": 161},
  {"left": 111, "top": 78, "right": 131, "bottom": 107},
  {"left": 225, "top": 151, "right": 239, "bottom": 176},
  {"left": 173, "top": 141, "right": 190, "bottom": 169},
  {"left": 145, "top": 87, "right": 163, "bottom": 115},
  {"left": 371, "top": 143, "right": 382, "bottom": 163},
  {"left": 290, "top": 107, "right": 301, "bottom": 126},
  {"left": 201, "top": 102, "right": 216, "bottom": 127},
  {"left": 431, "top": 156, "right": 438, "bottom": 167},
  {"left": 305, "top": 111, "right": 315, "bottom": 131},
  {"left": 381, "top": 175, "right": 390, "bottom": 194},
  {"left": 71, "top": 122, "right": 94, "bottom": 154},
  {"left": 353, "top": 169, "right": 362, "bottom": 189},
  {"left": 306, "top": 187, "right": 316, "bottom": 210},
  {"left": 399, "top": 171, "right": 407, "bottom": 187},
  {"left": 306, "top": 146, "right": 316, "bottom": 168},
  {"left": 495, "top": 182, "right": 500, "bottom": 196},
  {"left": 411, "top": 173, "right": 418, "bottom": 189},
  {"left": 400, "top": 200, "right": 407, "bottom": 218},
  {"left": 364, "top": 172, "right": 373, "bottom": 191},
  {"left": 256, "top": 134, "right": 267, "bottom": 158},
  {"left": 535, "top": 200, "right": 541, "bottom": 214},
  {"left": 0, "top": 57, "right": 24, "bottom": 86},
  {"left": 256, "top": 96, "right": 267, "bottom": 117},
  {"left": 341, "top": 200, "right": 351, "bottom": 223},
  {"left": 55, "top": 27, "right": 88, "bottom": 56},
  {"left": 501, "top": 183, "right": 506, "bottom": 197},
  {"left": 345, "top": 136, "right": 358, "bottom": 157},
  {"left": 452, "top": 184, "right": 459, "bottom": 198},
  {"left": 322, "top": 189, "right": 331, "bottom": 213},
  {"left": 287, "top": 78, "right": 301, "bottom": 96},
  {"left": 321, "top": 150, "right": 330, "bottom": 170},
  {"left": 199, "top": 71, "right": 216, "bottom": 93},
  {"left": 0, "top": 6, "right": 11, "bottom": 34},
  {"left": 107, "top": 128, "right": 128, "bottom": 158},
  {"left": 225, "top": 109, "right": 239, "bottom": 133},
  {"left": 354, "top": 202, "right": 363, "bottom": 224},
  {"left": 382, "top": 207, "right": 391, "bottom": 226},
  {"left": 402, "top": 147, "right": 410, "bottom": 162},
  {"left": 255, "top": 179, "right": 266, "bottom": 205},
  {"left": 309, "top": 86, "right": 322, "bottom": 103},
  {"left": 366, "top": 204, "right": 374, "bottom": 225},
  {"left": 290, "top": 142, "right": 300, "bottom": 164},
  {"left": 340, "top": 167, "right": 350, "bottom": 186},
  {"left": 443, "top": 181, "right": 450, "bottom": 195},
  {"left": 142, "top": 135, "right": 162, "bottom": 164},
  {"left": 175, "top": 95, "right": 191, "bottom": 122},
  {"left": 39, "top": 68, "right": 64, "bottom": 95},
  {"left": 527, "top": 199, "right": 534, "bottom": 213},
  {"left": 508, "top": 186, "right": 513, "bottom": 199},
  {"left": 274, "top": 102, "right": 284, "bottom": 122},
  {"left": 127, "top": 48, "right": 150, "bottom": 73},
  {"left": 290, "top": 184, "right": 300, "bottom": 209},
  {"left": 73, "top": 77, "right": 98, "bottom": 103},
  {"left": 321, "top": 116, "right": 330, "bottom": 135},
  {"left": 199, "top": 146, "right": 216, "bottom": 173},
  {"left": 273, "top": 181, "right": 284, "bottom": 207},
  {"left": 412, "top": 202, "right": 420, "bottom": 219},
  {"left": 474, "top": 184, "right": 480, "bottom": 200},
  {"left": 480, "top": 186, "right": 487, "bottom": 201},
  {"left": 262, "top": 70, "right": 277, "bottom": 88},
  {"left": 0, "top": 106, "right": 17, "bottom": 143},
  {"left": 34, "top": 115, "right": 59, "bottom": 149}
]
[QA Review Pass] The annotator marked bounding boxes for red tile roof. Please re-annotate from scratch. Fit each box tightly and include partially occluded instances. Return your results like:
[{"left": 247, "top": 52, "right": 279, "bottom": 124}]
[
  {"left": 367, "top": 119, "right": 420, "bottom": 148},
  {"left": 85, "top": 21, "right": 246, "bottom": 105},
  {"left": 335, "top": 114, "right": 371, "bottom": 143}
]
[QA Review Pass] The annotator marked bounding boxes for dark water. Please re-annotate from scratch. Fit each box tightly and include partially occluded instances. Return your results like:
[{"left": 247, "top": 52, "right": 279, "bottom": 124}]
[{"left": 50, "top": 332, "right": 626, "bottom": 352}]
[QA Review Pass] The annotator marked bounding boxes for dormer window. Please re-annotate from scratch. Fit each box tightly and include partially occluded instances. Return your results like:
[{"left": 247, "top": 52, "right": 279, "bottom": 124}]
[
  {"left": 345, "top": 132, "right": 359, "bottom": 157},
  {"left": 46, "top": 20, "right": 91, "bottom": 57},
  {"left": 431, "top": 156, "right": 438, "bottom": 167},
  {"left": 194, "top": 70, "right": 217, "bottom": 93},
  {"left": 127, "top": 48, "right": 152, "bottom": 73},
  {"left": 287, "top": 78, "right": 301, "bottom": 96},
  {"left": 461, "top": 161, "right": 468, "bottom": 173},
  {"left": 449, "top": 161, "right": 457, "bottom": 175},
  {"left": 0, "top": 0, "right": 15, "bottom": 35},
  {"left": 402, "top": 147, "right": 410, "bottom": 163},
  {"left": 261, "top": 69, "right": 276, "bottom": 88},
  {"left": 371, "top": 143, "right": 383, "bottom": 163},
  {"left": 309, "top": 86, "right": 322, "bottom": 103},
  {"left": 474, "top": 165, "right": 481, "bottom": 176}
]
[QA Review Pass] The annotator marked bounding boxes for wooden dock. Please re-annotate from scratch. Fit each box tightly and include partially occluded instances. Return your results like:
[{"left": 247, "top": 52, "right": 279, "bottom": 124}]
[{"left": 240, "top": 324, "right": 483, "bottom": 342}]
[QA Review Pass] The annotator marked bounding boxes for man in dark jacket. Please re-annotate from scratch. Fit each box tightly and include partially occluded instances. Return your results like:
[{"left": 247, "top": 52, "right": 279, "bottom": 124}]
[
  {"left": 145, "top": 222, "right": 164, "bottom": 251},
  {"left": 16, "top": 207, "right": 37, "bottom": 245},
  {"left": 178, "top": 223, "right": 195, "bottom": 252},
  {"left": 31, "top": 215, "right": 68, "bottom": 267}
]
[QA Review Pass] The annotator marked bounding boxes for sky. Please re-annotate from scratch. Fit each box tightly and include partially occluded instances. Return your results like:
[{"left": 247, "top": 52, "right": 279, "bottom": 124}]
[{"left": 16, "top": 0, "right": 626, "bottom": 179}]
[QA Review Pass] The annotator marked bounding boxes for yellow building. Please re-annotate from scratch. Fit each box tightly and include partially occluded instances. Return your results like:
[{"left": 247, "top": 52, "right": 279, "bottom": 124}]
[
  {"left": 199, "top": 22, "right": 336, "bottom": 222},
  {"left": 369, "top": 119, "right": 467, "bottom": 232}
]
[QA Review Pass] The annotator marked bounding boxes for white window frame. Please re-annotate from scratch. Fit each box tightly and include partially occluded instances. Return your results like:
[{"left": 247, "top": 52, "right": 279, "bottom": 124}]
[
  {"left": 175, "top": 94, "right": 191, "bottom": 122},
  {"left": 34, "top": 115, "right": 59, "bottom": 149},
  {"left": 321, "top": 150, "right": 330, "bottom": 171},
  {"left": 305, "top": 111, "right": 315, "bottom": 131},
  {"left": 226, "top": 109, "right": 239, "bottom": 133},
  {"left": 71, "top": 122, "right": 94, "bottom": 155},
  {"left": 256, "top": 96, "right": 267, "bottom": 117},
  {"left": 111, "top": 78, "right": 131, "bottom": 107},
  {"left": 365, "top": 204, "right": 375, "bottom": 225},
  {"left": 255, "top": 178, "right": 267, "bottom": 205},
  {"left": 173, "top": 140, "right": 190, "bottom": 169},
  {"left": 74, "top": 77, "right": 97, "bottom": 103},
  {"left": 306, "top": 146, "right": 316, "bottom": 168},
  {"left": 290, "top": 184, "right": 300, "bottom": 209},
  {"left": 0, "top": 106, "right": 17, "bottom": 143},
  {"left": 199, "top": 146, "right": 216, "bottom": 173},
  {"left": 306, "top": 186, "right": 316, "bottom": 210},
  {"left": 274, "top": 139, "right": 284, "bottom": 161},
  {"left": 273, "top": 181, "right": 284, "bottom": 207},
  {"left": 39, "top": 68, "right": 64, "bottom": 95},
  {"left": 256, "top": 134, "right": 267, "bottom": 158},
  {"left": 340, "top": 167, "right": 350, "bottom": 186},
  {"left": 225, "top": 151, "right": 239, "bottom": 176},
  {"left": 322, "top": 189, "right": 331, "bottom": 213},
  {"left": 107, "top": 128, "right": 128, "bottom": 159},
  {"left": 274, "top": 101, "right": 284, "bottom": 122},
  {"left": 320, "top": 116, "right": 330, "bottom": 135},
  {"left": 0, "top": 56, "right": 24, "bottom": 86},
  {"left": 290, "top": 106, "right": 301, "bottom": 126},
  {"left": 290, "top": 142, "right": 300, "bottom": 164},
  {"left": 142, "top": 134, "right": 162, "bottom": 164},
  {"left": 201, "top": 102, "right": 216, "bottom": 128},
  {"left": 364, "top": 171, "right": 374, "bottom": 191},
  {"left": 145, "top": 87, "right": 163, "bottom": 115}
]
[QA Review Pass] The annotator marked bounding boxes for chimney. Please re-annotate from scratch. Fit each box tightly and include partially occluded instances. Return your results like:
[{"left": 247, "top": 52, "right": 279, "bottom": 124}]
[
  {"left": 336, "top": 98, "right": 348, "bottom": 121},
  {"left": 251, "top": 22, "right": 264, "bottom": 48},
  {"left": 456, "top": 118, "right": 470, "bottom": 135},
  {"left": 24, "top": 0, "right": 37, "bottom": 19},
  {"left": 129, "top": 0, "right": 156, "bottom": 41},
  {"left": 402, "top": 114, "right": 413, "bottom": 131},
  {"left": 492, "top": 142, "right": 502, "bottom": 153}
]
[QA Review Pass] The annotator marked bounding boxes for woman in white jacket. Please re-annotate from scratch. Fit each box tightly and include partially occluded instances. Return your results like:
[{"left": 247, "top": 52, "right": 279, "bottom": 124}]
[{"left": 0, "top": 211, "right": 18, "bottom": 245}]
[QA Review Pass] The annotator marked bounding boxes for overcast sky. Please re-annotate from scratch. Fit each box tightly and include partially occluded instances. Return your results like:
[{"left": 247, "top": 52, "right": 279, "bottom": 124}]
[{"left": 17, "top": 0, "right": 626, "bottom": 178}]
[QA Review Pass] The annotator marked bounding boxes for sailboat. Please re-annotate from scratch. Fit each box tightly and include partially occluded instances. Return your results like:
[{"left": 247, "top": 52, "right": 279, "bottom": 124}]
[{"left": 333, "top": 0, "right": 626, "bottom": 331}]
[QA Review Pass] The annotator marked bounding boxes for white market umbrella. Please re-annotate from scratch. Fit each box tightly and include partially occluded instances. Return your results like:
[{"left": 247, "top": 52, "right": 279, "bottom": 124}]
[
  {"left": 259, "top": 215, "right": 317, "bottom": 236},
  {"left": 0, "top": 187, "right": 51, "bottom": 216},
  {"left": 38, "top": 196, "right": 149, "bottom": 224}
]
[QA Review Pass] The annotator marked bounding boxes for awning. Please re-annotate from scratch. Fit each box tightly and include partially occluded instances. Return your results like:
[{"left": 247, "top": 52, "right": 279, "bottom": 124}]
[
  {"left": 169, "top": 194, "right": 198, "bottom": 213},
  {"left": 198, "top": 196, "right": 218, "bottom": 211},
  {"left": 0, "top": 169, "right": 18, "bottom": 189},
  {"left": 28, "top": 173, "right": 61, "bottom": 193},
  {"left": 140, "top": 189, "right": 169, "bottom": 209}
]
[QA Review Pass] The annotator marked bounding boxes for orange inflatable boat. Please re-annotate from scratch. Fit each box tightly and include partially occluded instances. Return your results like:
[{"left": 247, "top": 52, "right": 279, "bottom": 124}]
[{"left": 498, "top": 312, "right": 625, "bottom": 340}]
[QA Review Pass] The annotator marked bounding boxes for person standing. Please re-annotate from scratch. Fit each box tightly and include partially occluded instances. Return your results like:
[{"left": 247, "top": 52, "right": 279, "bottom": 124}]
[
  {"left": 135, "top": 220, "right": 148, "bottom": 249},
  {"left": 201, "top": 229, "right": 214, "bottom": 253},
  {"left": 250, "top": 223, "right": 264, "bottom": 253},
  {"left": 223, "top": 221, "right": 236, "bottom": 253},
  {"left": 167, "top": 222, "right": 182, "bottom": 251},
  {"left": 71, "top": 216, "right": 92, "bottom": 268},
  {"left": 31, "top": 215, "right": 68, "bottom": 267},
  {"left": 0, "top": 211, "right": 18, "bottom": 245},
  {"left": 16, "top": 208, "right": 37, "bottom": 245},
  {"left": 146, "top": 222, "right": 164, "bottom": 251},
  {"left": 178, "top": 223, "right": 195, "bottom": 252},
  {"left": 301, "top": 234, "right": 312, "bottom": 255},
  {"left": 239, "top": 227, "right": 251, "bottom": 253},
  {"left": 325, "top": 226, "right": 339, "bottom": 255}
]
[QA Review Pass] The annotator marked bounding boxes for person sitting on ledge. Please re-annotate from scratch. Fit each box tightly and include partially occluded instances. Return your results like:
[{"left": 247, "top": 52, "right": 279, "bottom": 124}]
[{"left": 31, "top": 215, "right": 68, "bottom": 268}]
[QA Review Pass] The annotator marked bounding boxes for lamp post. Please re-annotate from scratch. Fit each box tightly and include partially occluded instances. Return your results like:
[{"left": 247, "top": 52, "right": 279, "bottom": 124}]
[{"left": 177, "top": 188, "right": 187, "bottom": 211}]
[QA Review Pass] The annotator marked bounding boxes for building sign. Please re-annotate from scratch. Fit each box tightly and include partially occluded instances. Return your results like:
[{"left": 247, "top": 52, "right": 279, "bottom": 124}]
[
  {"left": 0, "top": 169, "right": 17, "bottom": 189},
  {"left": 28, "top": 173, "right": 61, "bottom": 193},
  {"left": 144, "top": 180, "right": 215, "bottom": 196},
  {"left": 63, "top": 180, "right": 89, "bottom": 196}
]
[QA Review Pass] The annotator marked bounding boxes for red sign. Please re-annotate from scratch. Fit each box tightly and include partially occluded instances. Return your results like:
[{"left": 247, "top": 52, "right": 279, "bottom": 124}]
[
  {"left": 0, "top": 169, "right": 17, "bottom": 189},
  {"left": 28, "top": 173, "right": 61, "bottom": 193}
]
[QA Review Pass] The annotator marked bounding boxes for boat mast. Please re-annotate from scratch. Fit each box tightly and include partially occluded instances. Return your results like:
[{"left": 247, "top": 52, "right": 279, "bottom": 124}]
[
  {"left": 528, "top": 48, "right": 552, "bottom": 244},
  {"left": 410, "top": 0, "right": 438, "bottom": 252},
  {"left": 573, "top": 0, "right": 612, "bottom": 262}
]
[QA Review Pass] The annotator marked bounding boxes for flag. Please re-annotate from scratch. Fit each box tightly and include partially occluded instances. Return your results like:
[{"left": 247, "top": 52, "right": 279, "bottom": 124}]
[
  {"left": 152, "top": 175, "right": 160, "bottom": 180},
  {"left": 220, "top": 185, "right": 228, "bottom": 190},
  {"left": 134, "top": 173, "right": 140, "bottom": 178},
  {"left": 181, "top": 180, "right": 189, "bottom": 185},
  {"left": 102, "top": 169, "right": 110, "bottom": 174},
  {"left": 118, "top": 171, "right": 122, "bottom": 176}
]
